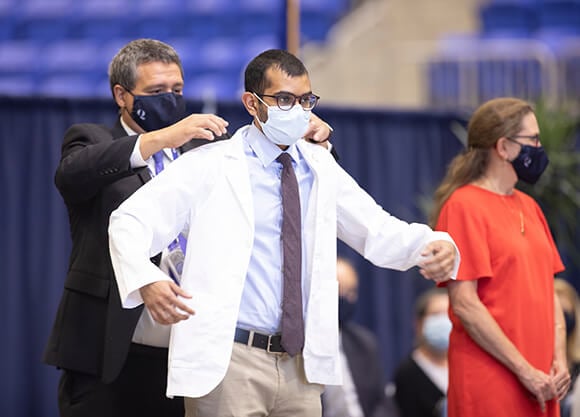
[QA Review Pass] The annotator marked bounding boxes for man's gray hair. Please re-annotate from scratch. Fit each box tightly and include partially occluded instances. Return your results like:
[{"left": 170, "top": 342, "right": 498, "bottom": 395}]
[{"left": 108, "top": 38, "right": 183, "bottom": 97}]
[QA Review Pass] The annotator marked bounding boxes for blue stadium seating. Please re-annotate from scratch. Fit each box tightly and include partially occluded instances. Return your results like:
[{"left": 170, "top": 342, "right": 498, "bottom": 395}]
[
  {"left": 238, "top": 0, "right": 285, "bottom": 39},
  {"left": 479, "top": 2, "right": 538, "bottom": 38},
  {"left": 0, "top": 75, "right": 37, "bottom": 96},
  {"left": 38, "top": 74, "right": 101, "bottom": 98},
  {"left": 185, "top": 71, "right": 243, "bottom": 101},
  {"left": 13, "top": 0, "right": 74, "bottom": 41},
  {"left": 0, "top": 40, "right": 41, "bottom": 76},
  {"left": 184, "top": 0, "right": 240, "bottom": 40},
  {"left": 536, "top": 1, "right": 580, "bottom": 35},
  {"left": 300, "top": 0, "right": 350, "bottom": 43},
  {"left": 72, "top": 0, "right": 135, "bottom": 39},
  {"left": 42, "top": 40, "right": 103, "bottom": 75},
  {"left": 138, "top": 0, "right": 186, "bottom": 16},
  {"left": 0, "top": 0, "right": 350, "bottom": 98},
  {"left": 196, "top": 37, "right": 246, "bottom": 73},
  {"left": 241, "top": 35, "right": 283, "bottom": 66},
  {"left": 165, "top": 37, "right": 202, "bottom": 78},
  {"left": 131, "top": 16, "right": 188, "bottom": 41},
  {"left": 0, "top": 0, "right": 16, "bottom": 40}
]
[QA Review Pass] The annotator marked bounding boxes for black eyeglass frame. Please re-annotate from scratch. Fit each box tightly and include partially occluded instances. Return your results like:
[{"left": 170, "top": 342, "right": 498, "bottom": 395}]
[
  {"left": 256, "top": 92, "right": 320, "bottom": 111},
  {"left": 507, "top": 134, "right": 540, "bottom": 147}
]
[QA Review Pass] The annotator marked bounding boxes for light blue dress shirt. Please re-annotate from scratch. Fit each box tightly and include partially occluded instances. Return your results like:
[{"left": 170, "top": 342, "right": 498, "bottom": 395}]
[{"left": 236, "top": 124, "right": 314, "bottom": 334}]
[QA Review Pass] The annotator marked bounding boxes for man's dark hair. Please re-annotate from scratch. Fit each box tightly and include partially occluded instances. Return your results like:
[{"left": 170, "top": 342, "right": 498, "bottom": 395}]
[{"left": 244, "top": 49, "right": 308, "bottom": 94}]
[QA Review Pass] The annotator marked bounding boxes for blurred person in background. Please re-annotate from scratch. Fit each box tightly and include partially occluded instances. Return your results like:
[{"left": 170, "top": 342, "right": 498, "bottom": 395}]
[
  {"left": 393, "top": 287, "right": 450, "bottom": 417},
  {"left": 430, "top": 97, "right": 570, "bottom": 417},
  {"left": 42, "top": 37, "right": 336, "bottom": 417},
  {"left": 322, "top": 257, "right": 394, "bottom": 417},
  {"left": 555, "top": 278, "right": 580, "bottom": 417}
]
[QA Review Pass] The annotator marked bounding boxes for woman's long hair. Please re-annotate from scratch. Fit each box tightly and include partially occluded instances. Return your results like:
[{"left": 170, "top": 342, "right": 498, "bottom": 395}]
[{"left": 429, "top": 97, "right": 533, "bottom": 227}]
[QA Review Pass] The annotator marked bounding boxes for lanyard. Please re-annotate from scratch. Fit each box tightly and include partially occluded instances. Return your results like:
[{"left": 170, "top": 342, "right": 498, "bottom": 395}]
[{"left": 153, "top": 149, "right": 179, "bottom": 175}]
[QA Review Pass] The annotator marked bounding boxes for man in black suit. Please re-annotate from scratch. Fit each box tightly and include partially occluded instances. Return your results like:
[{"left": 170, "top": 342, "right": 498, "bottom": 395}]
[
  {"left": 42, "top": 38, "right": 228, "bottom": 417},
  {"left": 43, "top": 38, "right": 334, "bottom": 417},
  {"left": 323, "top": 257, "right": 396, "bottom": 417}
]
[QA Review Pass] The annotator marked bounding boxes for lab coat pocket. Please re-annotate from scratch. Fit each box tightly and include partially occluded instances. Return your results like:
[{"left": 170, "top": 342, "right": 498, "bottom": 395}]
[
  {"left": 170, "top": 291, "right": 236, "bottom": 373},
  {"left": 306, "top": 279, "right": 339, "bottom": 357}
]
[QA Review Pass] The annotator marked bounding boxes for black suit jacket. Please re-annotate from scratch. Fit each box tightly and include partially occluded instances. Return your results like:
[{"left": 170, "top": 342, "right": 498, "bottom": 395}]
[
  {"left": 393, "top": 354, "right": 445, "bottom": 417},
  {"left": 43, "top": 121, "right": 200, "bottom": 383},
  {"left": 341, "top": 322, "right": 394, "bottom": 417}
]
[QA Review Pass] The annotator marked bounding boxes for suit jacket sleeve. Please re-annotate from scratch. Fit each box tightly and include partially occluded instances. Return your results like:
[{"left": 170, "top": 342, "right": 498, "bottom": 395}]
[
  {"left": 55, "top": 123, "right": 140, "bottom": 204},
  {"left": 342, "top": 323, "right": 392, "bottom": 417},
  {"left": 393, "top": 355, "right": 445, "bottom": 417}
]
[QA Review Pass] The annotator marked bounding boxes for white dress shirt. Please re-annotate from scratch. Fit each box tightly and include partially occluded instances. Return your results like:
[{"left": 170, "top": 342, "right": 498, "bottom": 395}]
[
  {"left": 123, "top": 117, "right": 177, "bottom": 348},
  {"left": 237, "top": 126, "right": 313, "bottom": 334}
]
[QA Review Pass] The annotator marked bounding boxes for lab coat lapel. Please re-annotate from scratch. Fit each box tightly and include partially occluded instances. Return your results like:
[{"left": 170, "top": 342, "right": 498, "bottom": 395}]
[{"left": 223, "top": 135, "right": 254, "bottom": 228}]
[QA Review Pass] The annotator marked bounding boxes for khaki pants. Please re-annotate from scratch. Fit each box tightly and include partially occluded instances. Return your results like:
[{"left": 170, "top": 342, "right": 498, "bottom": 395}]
[{"left": 185, "top": 342, "right": 324, "bottom": 417}]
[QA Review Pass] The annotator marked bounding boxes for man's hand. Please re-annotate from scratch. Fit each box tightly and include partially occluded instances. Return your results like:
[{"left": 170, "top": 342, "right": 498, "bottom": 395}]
[
  {"left": 139, "top": 280, "right": 195, "bottom": 325},
  {"left": 304, "top": 113, "right": 332, "bottom": 147},
  {"left": 140, "top": 113, "right": 229, "bottom": 159},
  {"left": 418, "top": 240, "right": 457, "bottom": 283}
]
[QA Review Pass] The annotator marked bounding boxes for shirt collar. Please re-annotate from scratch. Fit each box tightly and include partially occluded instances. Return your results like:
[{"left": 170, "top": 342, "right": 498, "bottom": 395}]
[
  {"left": 245, "top": 123, "right": 301, "bottom": 167},
  {"left": 120, "top": 117, "right": 175, "bottom": 161},
  {"left": 120, "top": 116, "right": 137, "bottom": 136}
]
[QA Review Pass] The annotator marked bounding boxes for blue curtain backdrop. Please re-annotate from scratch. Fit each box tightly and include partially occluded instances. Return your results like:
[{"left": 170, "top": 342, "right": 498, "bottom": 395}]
[{"left": 1, "top": 96, "right": 466, "bottom": 416}]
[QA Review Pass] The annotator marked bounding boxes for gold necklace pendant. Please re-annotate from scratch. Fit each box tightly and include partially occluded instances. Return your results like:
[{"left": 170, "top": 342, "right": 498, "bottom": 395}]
[{"left": 519, "top": 210, "right": 525, "bottom": 235}]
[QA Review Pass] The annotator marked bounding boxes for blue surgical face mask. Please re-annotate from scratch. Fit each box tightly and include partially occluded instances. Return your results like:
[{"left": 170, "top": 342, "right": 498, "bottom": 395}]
[
  {"left": 126, "top": 89, "right": 186, "bottom": 132},
  {"left": 422, "top": 313, "right": 452, "bottom": 352},
  {"left": 511, "top": 144, "right": 549, "bottom": 184},
  {"left": 254, "top": 93, "right": 311, "bottom": 146}
]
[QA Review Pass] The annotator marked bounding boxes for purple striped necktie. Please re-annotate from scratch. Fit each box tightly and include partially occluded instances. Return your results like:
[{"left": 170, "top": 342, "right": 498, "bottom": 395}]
[{"left": 276, "top": 152, "right": 304, "bottom": 356}]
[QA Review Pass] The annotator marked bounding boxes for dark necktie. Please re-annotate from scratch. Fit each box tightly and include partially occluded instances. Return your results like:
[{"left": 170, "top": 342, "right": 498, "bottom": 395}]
[{"left": 277, "top": 152, "right": 304, "bottom": 356}]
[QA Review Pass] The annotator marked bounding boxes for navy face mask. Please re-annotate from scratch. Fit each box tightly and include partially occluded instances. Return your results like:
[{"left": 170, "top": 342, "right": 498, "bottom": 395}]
[
  {"left": 511, "top": 144, "right": 549, "bottom": 184},
  {"left": 126, "top": 90, "right": 186, "bottom": 132}
]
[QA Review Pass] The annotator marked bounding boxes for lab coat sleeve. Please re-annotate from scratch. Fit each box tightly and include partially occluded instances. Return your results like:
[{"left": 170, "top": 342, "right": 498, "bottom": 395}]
[
  {"left": 108, "top": 150, "right": 213, "bottom": 307},
  {"left": 335, "top": 164, "right": 459, "bottom": 276}
]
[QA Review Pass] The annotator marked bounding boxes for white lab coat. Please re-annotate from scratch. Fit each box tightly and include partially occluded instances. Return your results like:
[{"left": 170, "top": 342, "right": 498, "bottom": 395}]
[{"left": 108, "top": 125, "right": 458, "bottom": 398}]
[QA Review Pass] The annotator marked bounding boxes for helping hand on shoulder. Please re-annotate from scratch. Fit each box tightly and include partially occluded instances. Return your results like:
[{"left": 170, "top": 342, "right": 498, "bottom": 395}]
[
  {"left": 303, "top": 112, "right": 332, "bottom": 147},
  {"left": 418, "top": 240, "right": 457, "bottom": 283},
  {"left": 139, "top": 113, "right": 229, "bottom": 160}
]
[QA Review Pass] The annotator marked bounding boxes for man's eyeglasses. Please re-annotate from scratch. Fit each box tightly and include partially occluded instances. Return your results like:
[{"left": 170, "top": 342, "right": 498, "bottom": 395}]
[
  {"left": 507, "top": 134, "right": 540, "bottom": 147},
  {"left": 255, "top": 92, "right": 320, "bottom": 111}
]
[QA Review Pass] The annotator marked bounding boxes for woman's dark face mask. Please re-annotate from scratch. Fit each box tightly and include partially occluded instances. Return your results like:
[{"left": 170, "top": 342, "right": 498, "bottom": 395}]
[{"left": 508, "top": 141, "right": 549, "bottom": 185}]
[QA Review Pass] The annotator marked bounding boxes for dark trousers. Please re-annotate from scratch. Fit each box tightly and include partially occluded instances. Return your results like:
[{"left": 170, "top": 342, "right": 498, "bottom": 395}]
[{"left": 58, "top": 343, "right": 184, "bottom": 417}]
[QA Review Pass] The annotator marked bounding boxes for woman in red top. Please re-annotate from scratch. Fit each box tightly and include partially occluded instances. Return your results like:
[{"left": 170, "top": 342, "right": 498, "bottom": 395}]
[{"left": 430, "top": 97, "right": 571, "bottom": 417}]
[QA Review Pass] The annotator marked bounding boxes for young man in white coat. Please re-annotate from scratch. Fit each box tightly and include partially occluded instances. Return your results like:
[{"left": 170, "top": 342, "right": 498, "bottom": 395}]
[{"left": 108, "top": 49, "right": 460, "bottom": 417}]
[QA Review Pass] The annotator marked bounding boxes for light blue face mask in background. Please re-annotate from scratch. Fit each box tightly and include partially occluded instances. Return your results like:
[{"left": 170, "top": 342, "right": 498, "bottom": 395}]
[{"left": 422, "top": 313, "right": 452, "bottom": 351}]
